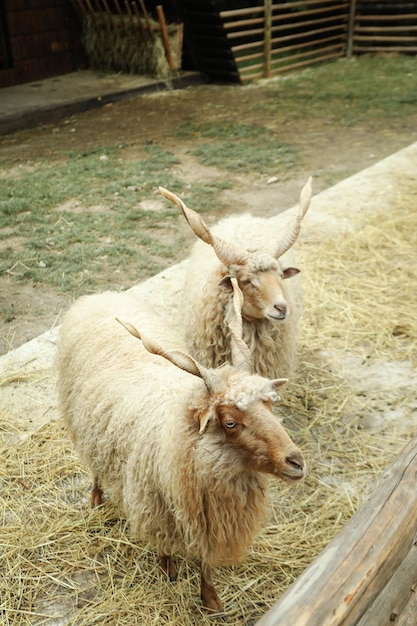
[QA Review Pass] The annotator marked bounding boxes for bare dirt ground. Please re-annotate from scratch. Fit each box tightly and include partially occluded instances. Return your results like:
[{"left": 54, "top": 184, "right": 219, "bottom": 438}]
[{"left": 1, "top": 81, "right": 416, "bottom": 354}]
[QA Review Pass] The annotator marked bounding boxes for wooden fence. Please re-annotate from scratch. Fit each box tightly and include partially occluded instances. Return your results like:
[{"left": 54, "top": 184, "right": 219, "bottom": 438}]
[
  {"left": 219, "top": 0, "right": 417, "bottom": 82},
  {"left": 255, "top": 435, "right": 417, "bottom": 626},
  {"left": 351, "top": 0, "right": 417, "bottom": 56}
]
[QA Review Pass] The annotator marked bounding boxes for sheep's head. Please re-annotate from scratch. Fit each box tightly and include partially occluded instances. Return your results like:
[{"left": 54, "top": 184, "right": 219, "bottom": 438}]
[
  {"left": 116, "top": 279, "right": 305, "bottom": 483},
  {"left": 219, "top": 254, "right": 299, "bottom": 322},
  {"left": 212, "top": 380, "right": 305, "bottom": 482},
  {"left": 159, "top": 178, "right": 312, "bottom": 323}
]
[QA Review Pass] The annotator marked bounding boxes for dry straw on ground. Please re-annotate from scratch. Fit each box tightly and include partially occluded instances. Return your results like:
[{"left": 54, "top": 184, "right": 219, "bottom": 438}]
[{"left": 1, "top": 187, "right": 416, "bottom": 625}]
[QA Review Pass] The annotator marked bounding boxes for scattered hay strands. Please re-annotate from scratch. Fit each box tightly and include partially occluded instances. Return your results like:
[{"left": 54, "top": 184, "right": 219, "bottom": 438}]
[
  {"left": 299, "top": 188, "right": 417, "bottom": 363},
  {"left": 1, "top": 187, "right": 417, "bottom": 624},
  {"left": 0, "top": 417, "right": 406, "bottom": 625}
]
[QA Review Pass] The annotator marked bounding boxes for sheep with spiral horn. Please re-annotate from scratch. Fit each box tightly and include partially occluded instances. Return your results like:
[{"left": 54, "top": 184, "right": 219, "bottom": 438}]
[
  {"left": 56, "top": 279, "right": 306, "bottom": 613},
  {"left": 160, "top": 177, "right": 313, "bottom": 378}
]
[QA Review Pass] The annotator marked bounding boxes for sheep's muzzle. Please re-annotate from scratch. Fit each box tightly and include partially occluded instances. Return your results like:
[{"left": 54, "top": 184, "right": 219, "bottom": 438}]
[{"left": 276, "top": 450, "right": 306, "bottom": 482}]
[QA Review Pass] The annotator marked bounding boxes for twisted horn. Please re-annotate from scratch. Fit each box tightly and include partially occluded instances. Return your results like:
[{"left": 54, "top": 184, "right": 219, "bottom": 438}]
[
  {"left": 159, "top": 186, "right": 248, "bottom": 267},
  {"left": 116, "top": 318, "right": 225, "bottom": 394},
  {"left": 228, "top": 278, "right": 253, "bottom": 373},
  {"left": 270, "top": 176, "right": 313, "bottom": 259},
  {"left": 158, "top": 187, "right": 212, "bottom": 245}
]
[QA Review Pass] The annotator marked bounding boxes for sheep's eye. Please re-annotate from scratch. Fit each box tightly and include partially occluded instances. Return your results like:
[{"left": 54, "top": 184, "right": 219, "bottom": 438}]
[
  {"left": 240, "top": 278, "right": 251, "bottom": 286},
  {"left": 224, "top": 420, "right": 236, "bottom": 429}
]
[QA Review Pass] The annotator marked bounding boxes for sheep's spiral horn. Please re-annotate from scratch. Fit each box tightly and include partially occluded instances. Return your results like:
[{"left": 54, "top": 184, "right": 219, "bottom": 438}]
[
  {"left": 270, "top": 176, "right": 313, "bottom": 259},
  {"left": 116, "top": 317, "right": 225, "bottom": 394},
  {"left": 228, "top": 278, "right": 253, "bottom": 373},
  {"left": 159, "top": 186, "right": 249, "bottom": 268}
]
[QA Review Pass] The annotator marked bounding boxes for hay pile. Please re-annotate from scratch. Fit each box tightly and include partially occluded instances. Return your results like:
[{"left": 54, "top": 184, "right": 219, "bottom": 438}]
[
  {"left": 1, "top": 186, "right": 417, "bottom": 625},
  {"left": 82, "top": 14, "right": 182, "bottom": 78}
]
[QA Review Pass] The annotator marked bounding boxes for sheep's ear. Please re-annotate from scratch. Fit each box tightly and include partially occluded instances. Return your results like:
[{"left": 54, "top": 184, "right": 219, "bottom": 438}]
[
  {"left": 271, "top": 378, "right": 288, "bottom": 396},
  {"left": 282, "top": 267, "right": 300, "bottom": 279},
  {"left": 198, "top": 409, "right": 214, "bottom": 435},
  {"left": 218, "top": 275, "right": 233, "bottom": 290}
]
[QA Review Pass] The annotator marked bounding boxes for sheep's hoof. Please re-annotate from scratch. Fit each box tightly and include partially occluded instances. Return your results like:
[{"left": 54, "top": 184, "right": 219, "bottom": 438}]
[
  {"left": 89, "top": 481, "right": 103, "bottom": 507},
  {"left": 158, "top": 555, "right": 178, "bottom": 582},
  {"left": 201, "top": 586, "right": 225, "bottom": 614}
]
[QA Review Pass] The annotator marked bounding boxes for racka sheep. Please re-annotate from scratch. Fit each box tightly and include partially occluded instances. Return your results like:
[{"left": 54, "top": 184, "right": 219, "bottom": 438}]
[
  {"left": 56, "top": 281, "right": 305, "bottom": 612},
  {"left": 159, "top": 177, "right": 312, "bottom": 379}
]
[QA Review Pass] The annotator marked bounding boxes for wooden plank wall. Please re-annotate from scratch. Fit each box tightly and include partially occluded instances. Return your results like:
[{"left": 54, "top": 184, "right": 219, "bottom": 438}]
[
  {"left": 351, "top": 1, "right": 417, "bottom": 55},
  {"left": 220, "top": 0, "right": 349, "bottom": 82},
  {"left": 220, "top": 0, "right": 417, "bottom": 83},
  {"left": 0, "top": 0, "right": 82, "bottom": 88}
]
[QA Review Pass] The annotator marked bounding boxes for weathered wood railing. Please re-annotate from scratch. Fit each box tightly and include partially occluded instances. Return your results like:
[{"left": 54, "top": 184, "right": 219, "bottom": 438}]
[
  {"left": 218, "top": 0, "right": 417, "bottom": 83},
  {"left": 256, "top": 435, "right": 417, "bottom": 625}
]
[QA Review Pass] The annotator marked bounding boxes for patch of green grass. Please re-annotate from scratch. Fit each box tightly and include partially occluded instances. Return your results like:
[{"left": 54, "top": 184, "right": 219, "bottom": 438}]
[
  {"left": 261, "top": 55, "right": 417, "bottom": 124},
  {"left": 176, "top": 122, "right": 299, "bottom": 175},
  {"left": 181, "top": 181, "right": 233, "bottom": 212},
  {"left": 0, "top": 144, "right": 180, "bottom": 221},
  {"left": 0, "top": 144, "right": 189, "bottom": 293},
  {"left": 0, "top": 143, "right": 232, "bottom": 294},
  {"left": 2, "top": 54, "right": 417, "bottom": 298}
]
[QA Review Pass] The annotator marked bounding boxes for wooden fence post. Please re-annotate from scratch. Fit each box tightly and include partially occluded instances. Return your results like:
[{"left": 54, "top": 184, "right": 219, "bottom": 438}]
[
  {"left": 256, "top": 435, "right": 417, "bottom": 625},
  {"left": 264, "top": 0, "right": 271, "bottom": 78},
  {"left": 347, "top": 0, "right": 357, "bottom": 58}
]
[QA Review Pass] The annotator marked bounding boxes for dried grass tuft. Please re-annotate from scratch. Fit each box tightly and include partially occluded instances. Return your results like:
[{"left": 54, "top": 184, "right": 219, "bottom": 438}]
[{"left": 1, "top": 186, "right": 417, "bottom": 624}]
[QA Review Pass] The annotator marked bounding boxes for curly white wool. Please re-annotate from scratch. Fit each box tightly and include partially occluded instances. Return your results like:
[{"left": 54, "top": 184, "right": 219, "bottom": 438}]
[{"left": 223, "top": 373, "right": 282, "bottom": 410}]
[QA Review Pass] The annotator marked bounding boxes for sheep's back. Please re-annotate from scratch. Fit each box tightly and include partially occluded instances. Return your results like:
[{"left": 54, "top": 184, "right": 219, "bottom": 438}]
[
  {"left": 56, "top": 291, "right": 273, "bottom": 565},
  {"left": 56, "top": 291, "right": 199, "bottom": 507}
]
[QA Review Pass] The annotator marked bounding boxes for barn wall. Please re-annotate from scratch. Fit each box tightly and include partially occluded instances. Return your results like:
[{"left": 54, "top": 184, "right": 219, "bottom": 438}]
[{"left": 0, "top": 0, "right": 83, "bottom": 88}]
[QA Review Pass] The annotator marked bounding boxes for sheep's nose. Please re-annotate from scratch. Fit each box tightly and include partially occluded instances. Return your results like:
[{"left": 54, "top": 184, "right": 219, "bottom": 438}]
[
  {"left": 274, "top": 303, "right": 287, "bottom": 317},
  {"left": 285, "top": 451, "right": 305, "bottom": 476}
]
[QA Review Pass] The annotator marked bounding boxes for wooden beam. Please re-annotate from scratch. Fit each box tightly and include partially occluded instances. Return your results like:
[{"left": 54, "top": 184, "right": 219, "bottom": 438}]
[
  {"left": 264, "top": 0, "right": 271, "bottom": 78},
  {"left": 156, "top": 4, "right": 174, "bottom": 70},
  {"left": 256, "top": 435, "right": 417, "bottom": 626},
  {"left": 346, "top": 0, "right": 357, "bottom": 57}
]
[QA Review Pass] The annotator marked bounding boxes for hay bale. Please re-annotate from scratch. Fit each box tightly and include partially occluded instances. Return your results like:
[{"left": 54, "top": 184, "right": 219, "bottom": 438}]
[{"left": 82, "top": 13, "right": 182, "bottom": 78}]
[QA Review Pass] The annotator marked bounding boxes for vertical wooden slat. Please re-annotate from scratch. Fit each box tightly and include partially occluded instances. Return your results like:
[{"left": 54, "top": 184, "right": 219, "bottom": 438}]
[
  {"left": 132, "top": 1, "right": 148, "bottom": 42},
  {"left": 347, "top": 0, "right": 357, "bottom": 57},
  {"left": 139, "top": 0, "right": 153, "bottom": 34},
  {"left": 124, "top": 0, "right": 135, "bottom": 31},
  {"left": 113, "top": 0, "right": 128, "bottom": 35},
  {"left": 156, "top": 4, "right": 174, "bottom": 70},
  {"left": 264, "top": 0, "right": 271, "bottom": 78},
  {"left": 96, "top": 0, "right": 112, "bottom": 34}
]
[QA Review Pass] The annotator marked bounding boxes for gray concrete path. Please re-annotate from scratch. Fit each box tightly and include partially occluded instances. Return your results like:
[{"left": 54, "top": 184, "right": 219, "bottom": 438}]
[{"left": 0, "top": 69, "right": 204, "bottom": 135}]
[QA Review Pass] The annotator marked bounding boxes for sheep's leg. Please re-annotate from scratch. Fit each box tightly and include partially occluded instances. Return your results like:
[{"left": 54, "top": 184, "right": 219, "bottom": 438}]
[
  {"left": 89, "top": 476, "right": 103, "bottom": 507},
  {"left": 158, "top": 554, "right": 178, "bottom": 581},
  {"left": 200, "top": 563, "right": 224, "bottom": 613}
]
